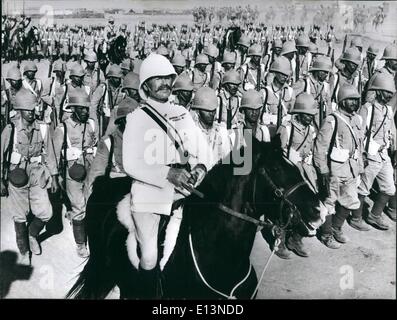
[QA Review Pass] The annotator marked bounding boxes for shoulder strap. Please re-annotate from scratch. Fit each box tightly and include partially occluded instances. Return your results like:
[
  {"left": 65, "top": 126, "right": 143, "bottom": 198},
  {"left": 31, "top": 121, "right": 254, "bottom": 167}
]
[
  {"left": 217, "top": 95, "right": 223, "bottom": 123},
  {"left": 333, "top": 112, "right": 358, "bottom": 148},
  {"left": 104, "top": 135, "right": 114, "bottom": 178},
  {"left": 328, "top": 114, "right": 338, "bottom": 166},
  {"left": 3, "top": 123, "right": 15, "bottom": 177},
  {"left": 331, "top": 73, "right": 339, "bottom": 102},
  {"left": 140, "top": 104, "right": 187, "bottom": 161},
  {"left": 372, "top": 104, "right": 388, "bottom": 139}
]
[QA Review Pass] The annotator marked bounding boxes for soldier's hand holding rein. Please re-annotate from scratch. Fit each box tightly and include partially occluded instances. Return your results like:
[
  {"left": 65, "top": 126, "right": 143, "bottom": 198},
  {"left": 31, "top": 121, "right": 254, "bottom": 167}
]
[
  {"left": 167, "top": 168, "right": 192, "bottom": 190},
  {"left": 188, "top": 164, "right": 207, "bottom": 187}
]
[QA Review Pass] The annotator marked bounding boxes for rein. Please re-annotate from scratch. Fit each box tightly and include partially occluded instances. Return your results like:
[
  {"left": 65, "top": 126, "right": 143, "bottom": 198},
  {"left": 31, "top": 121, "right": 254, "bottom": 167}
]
[{"left": 257, "top": 167, "right": 307, "bottom": 229}]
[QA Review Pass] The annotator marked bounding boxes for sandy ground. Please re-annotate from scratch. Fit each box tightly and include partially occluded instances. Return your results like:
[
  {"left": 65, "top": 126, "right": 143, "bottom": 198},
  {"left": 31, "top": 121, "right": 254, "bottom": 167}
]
[{"left": 0, "top": 25, "right": 396, "bottom": 300}]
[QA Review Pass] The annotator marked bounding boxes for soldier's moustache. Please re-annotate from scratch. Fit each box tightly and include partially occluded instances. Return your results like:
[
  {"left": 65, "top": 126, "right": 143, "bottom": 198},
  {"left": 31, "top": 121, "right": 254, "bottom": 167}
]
[{"left": 157, "top": 85, "right": 171, "bottom": 92}]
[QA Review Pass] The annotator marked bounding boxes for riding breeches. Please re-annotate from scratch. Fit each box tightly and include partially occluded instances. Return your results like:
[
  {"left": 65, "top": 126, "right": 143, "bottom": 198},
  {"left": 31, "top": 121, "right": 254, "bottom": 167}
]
[{"left": 131, "top": 211, "right": 161, "bottom": 270}]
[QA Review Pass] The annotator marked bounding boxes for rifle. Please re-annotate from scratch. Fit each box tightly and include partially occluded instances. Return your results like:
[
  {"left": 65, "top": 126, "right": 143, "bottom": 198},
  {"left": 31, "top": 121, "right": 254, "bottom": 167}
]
[
  {"left": 319, "top": 92, "right": 324, "bottom": 128},
  {"left": 96, "top": 65, "right": 100, "bottom": 88},
  {"left": 210, "top": 62, "right": 215, "bottom": 88},
  {"left": 295, "top": 53, "right": 300, "bottom": 83},
  {"left": 331, "top": 48, "right": 335, "bottom": 68},
  {"left": 256, "top": 60, "right": 261, "bottom": 92},
  {"left": 4, "top": 88, "right": 11, "bottom": 125},
  {"left": 48, "top": 57, "right": 53, "bottom": 78},
  {"left": 342, "top": 34, "right": 348, "bottom": 53},
  {"left": 276, "top": 91, "right": 283, "bottom": 130},
  {"left": 358, "top": 69, "right": 362, "bottom": 108}
]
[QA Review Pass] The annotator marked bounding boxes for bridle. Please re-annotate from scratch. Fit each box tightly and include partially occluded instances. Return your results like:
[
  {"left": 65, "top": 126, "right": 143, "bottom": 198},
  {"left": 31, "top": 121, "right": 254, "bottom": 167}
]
[
  {"left": 254, "top": 167, "right": 307, "bottom": 231},
  {"left": 184, "top": 164, "right": 308, "bottom": 300}
]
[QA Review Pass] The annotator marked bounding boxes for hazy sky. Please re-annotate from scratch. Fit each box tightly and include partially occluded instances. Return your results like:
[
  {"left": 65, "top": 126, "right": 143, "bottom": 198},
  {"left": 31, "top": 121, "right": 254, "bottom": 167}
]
[{"left": 2, "top": 0, "right": 392, "bottom": 13}]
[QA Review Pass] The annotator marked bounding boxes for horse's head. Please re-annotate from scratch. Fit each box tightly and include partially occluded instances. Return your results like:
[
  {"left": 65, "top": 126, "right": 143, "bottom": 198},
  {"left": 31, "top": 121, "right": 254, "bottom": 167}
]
[{"left": 254, "top": 137, "right": 322, "bottom": 236}]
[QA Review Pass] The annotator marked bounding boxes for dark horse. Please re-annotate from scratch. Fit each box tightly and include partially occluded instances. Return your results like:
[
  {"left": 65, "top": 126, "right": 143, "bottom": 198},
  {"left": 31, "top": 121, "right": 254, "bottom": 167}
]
[
  {"left": 107, "top": 35, "right": 127, "bottom": 65},
  {"left": 67, "top": 137, "right": 322, "bottom": 299}
]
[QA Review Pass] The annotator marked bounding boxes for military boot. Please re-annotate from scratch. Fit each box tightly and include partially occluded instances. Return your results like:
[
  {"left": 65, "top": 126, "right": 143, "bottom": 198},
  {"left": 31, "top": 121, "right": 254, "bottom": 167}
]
[
  {"left": 384, "top": 194, "right": 396, "bottom": 222},
  {"left": 274, "top": 231, "right": 292, "bottom": 259},
  {"left": 72, "top": 219, "right": 89, "bottom": 258},
  {"left": 14, "top": 221, "right": 30, "bottom": 265},
  {"left": 28, "top": 217, "right": 45, "bottom": 255},
  {"left": 366, "top": 192, "right": 390, "bottom": 230},
  {"left": 286, "top": 232, "right": 309, "bottom": 257},
  {"left": 332, "top": 205, "right": 350, "bottom": 243},
  {"left": 320, "top": 215, "right": 341, "bottom": 249},
  {"left": 348, "top": 195, "right": 370, "bottom": 231}
]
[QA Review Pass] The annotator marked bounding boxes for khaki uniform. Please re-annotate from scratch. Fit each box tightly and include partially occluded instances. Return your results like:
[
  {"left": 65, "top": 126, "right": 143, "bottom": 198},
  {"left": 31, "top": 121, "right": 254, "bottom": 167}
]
[
  {"left": 216, "top": 89, "right": 243, "bottom": 129},
  {"left": 238, "top": 61, "right": 267, "bottom": 91},
  {"left": 293, "top": 75, "right": 333, "bottom": 130},
  {"left": 313, "top": 110, "right": 364, "bottom": 214},
  {"left": 86, "top": 128, "right": 126, "bottom": 194},
  {"left": 278, "top": 115, "right": 318, "bottom": 192},
  {"left": 358, "top": 101, "right": 395, "bottom": 196},
  {"left": 53, "top": 117, "right": 98, "bottom": 221},
  {"left": 190, "top": 68, "right": 210, "bottom": 91},
  {"left": 262, "top": 82, "right": 295, "bottom": 128},
  {"left": 1, "top": 120, "right": 57, "bottom": 223},
  {"left": 191, "top": 111, "right": 233, "bottom": 164}
]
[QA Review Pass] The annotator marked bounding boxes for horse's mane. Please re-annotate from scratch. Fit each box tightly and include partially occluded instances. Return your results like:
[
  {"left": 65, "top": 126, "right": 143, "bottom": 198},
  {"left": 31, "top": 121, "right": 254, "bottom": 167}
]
[{"left": 195, "top": 138, "right": 270, "bottom": 201}]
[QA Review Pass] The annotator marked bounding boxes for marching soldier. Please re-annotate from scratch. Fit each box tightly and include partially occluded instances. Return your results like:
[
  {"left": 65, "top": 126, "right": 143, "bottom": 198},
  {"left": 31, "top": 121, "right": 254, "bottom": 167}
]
[
  {"left": 22, "top": 61, "right": 42, "bottom": 99},
  {"left": 122, "top": 53, "right": 211, "bottom": 298},
  {"left": 57, "top": 63, "right": 90, "bottom": 122},
  {"left": 351, "top": 73, "right": 396, "bottom": 230},
  {"left": 239, "top": 44, "right": 266, "bottom": 91},
  {"left": 314, "top": 84, "right": 364, "bottom": 249},
  {"left": 216, "top": 70, "right": 243, "bottom": 129},
  {"left": 5, "top": 67, "right": 23, "bottom": 122},
  {"left": 365, "top": 44, "right": 397, "bottom": 106},
  {"left": 330, "top": 48, "right": 362, "bottom": 111},
  {"left": 171, "top": 54, "right": 189, "bottom": 76},
  {"left": 1, "top": 89, "right": 59, "bottom": 263},
  {"left": 211, "top": 51, "right": 237, "bottom": 92},
  {"left": 235, "top": 35, "right": 250, "bottom": 68},
  {"left": 203, "top": 44, "right": 221, "bottom": 87},
  {"left": 53, "top": 93, "right": 98, "bottom": 258},
  {"left": 122, "top": 71, "right": 141, "bottom": 104},
  {"left": 190, "top": 53, "right": 210, "bottom": 91},
  {"left": 280, "top": 41, "right": 297, "bottom": 85},
  {"left": 121, "top": 59, "right": 132, "bottom": 78},
  {"left": 278, "top": 93, "right": 321, "bottom": 258},
  {"left": 262, "top": 56, "right": 295, "bottom": 135},
  {"left": 171, "top": 74, "right": 194, "bottom": 109},
  {"left": 362, "top": 45, "right": 380, "bottom": 84},
  {"left": 91, "top": 64, "right": 125, "bottom": 136},
  {"left": 232, "top": 89, "right": 271, "bottom": 150},
  {"left": 293, "top": 56, "right": 333, "bottom": 130},
  {"left": 295, "top": 35, "right": 311, "bottom": 80},
  {"left": 83, "top": 50, "right": 105, "bottom": 95},
  {"left": 190, "top": 87, "right": 232, "bottom": 164}
]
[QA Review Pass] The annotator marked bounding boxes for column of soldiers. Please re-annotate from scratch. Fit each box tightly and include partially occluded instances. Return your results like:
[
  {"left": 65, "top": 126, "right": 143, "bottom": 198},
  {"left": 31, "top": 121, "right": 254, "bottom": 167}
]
[{"left": 1, "top": 17, "right": 396, "bottom": 268}]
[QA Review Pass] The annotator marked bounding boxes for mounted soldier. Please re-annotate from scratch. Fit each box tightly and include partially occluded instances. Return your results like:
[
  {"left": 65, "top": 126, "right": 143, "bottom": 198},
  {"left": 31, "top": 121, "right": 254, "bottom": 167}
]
[{"left": 121, "top": 53, "right": 211, "bottom": 298}]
